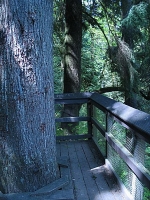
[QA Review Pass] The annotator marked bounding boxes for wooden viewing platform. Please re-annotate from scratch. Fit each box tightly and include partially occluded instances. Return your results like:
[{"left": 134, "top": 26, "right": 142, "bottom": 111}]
[
  {"left": 56, "top": 139, "right": 128, "bottom": 200},
  {"left": 54, "top": 92, "right": 150, "bottom": 200}
]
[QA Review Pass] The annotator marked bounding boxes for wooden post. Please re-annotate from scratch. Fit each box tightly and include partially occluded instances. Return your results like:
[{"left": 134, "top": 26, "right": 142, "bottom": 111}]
[
  {"left": 106, "top": 113, "right": 114, "bottom": 157},
  {"left": 87, "top": 100, "right": 93, "bottom": 138}
]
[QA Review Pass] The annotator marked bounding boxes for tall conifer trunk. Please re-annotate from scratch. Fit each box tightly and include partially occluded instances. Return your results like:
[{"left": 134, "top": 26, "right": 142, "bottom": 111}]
[
  {"left": 62, "top": 0, "right": 82, "bottom": 134},
  {"left": 121, "top": 0, "right": 138, "bottom": 108},
  {"left": 0, "top": 0, "right": 58, "bottom": 193}
]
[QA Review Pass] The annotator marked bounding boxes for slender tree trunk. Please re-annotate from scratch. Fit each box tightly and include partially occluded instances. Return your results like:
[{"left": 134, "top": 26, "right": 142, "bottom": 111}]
[
  {"left": 62, "top": 0, "right": 82, "bottom": 134},
  {"left": 0, "top": 0, "right": 58, "bottom": 193},
  {"left": 121, "top": 0, "right": 139, "bottom": 108}
]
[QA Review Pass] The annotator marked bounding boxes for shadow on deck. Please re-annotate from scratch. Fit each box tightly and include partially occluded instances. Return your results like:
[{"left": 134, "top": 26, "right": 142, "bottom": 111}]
[{"left": 56, "top": 139, "right": 128, "bottom": 200}]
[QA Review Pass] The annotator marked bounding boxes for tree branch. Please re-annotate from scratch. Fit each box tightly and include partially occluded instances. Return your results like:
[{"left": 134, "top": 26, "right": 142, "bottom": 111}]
[{"left": 82, "top": 9, "right": 110, "bottom": 48}]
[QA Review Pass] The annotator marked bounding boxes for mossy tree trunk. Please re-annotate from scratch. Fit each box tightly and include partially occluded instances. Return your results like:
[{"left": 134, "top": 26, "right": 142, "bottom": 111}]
[
  {"left": 62, "top": 0, "right": 82, "bottom": 134},
  {"left": 120, "top": 0, "right": 140, "bottom": 109},
  {"left": 121, "top": 0, "right": 136, "bottom": 108},
  {"left": 0, "top": 0, "right": 58, "bottom": 193}
]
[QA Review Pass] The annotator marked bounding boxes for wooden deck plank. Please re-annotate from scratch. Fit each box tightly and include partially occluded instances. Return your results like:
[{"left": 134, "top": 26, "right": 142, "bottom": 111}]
[
  {"left": 30, "top": 176, "right": 69, "bottom": 197},
  {"left": 60, "top": 142, "right": 69, "bottom": 157},
  {"left": 67, "top": 141, "right": 90, "bottom": 200},
  {"left": 49, "top": 189, "right": 74, "bottom": 199},
  {"left": 59, "top": 142, "right": 73, "bottom": 190},
  {"left": 74, "top": 141, "right": 103, "bottom": 200}
]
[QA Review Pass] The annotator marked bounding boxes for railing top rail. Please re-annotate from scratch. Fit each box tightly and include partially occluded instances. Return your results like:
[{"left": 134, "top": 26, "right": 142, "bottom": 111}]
[
  {"left": 91, "top": 93, "right": 150, "bottom": 143},
  {"left": 54, "top": 92, "right": 150, "bottom": 143},
  {"left": 54, "top": 92, "right": 92, "bottom": 100}
]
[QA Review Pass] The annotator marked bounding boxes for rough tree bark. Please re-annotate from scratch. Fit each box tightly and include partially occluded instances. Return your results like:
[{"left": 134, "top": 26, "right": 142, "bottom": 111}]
[
  {"left": 0, "top": 0, "right": 58, "bottom": 193},
  {"left": 62, "top": 0, "right": 82, "bottom": 134}
]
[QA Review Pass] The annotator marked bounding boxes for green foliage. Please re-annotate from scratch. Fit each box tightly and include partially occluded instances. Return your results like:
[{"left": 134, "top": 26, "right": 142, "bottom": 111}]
[
  {"left": 144, "top": 187, "right": 150, "bottom": 200},
  {"left": 53, "top": 0, "right": 65, "bottom": 93},
  {"left": 122, "top": 2, "right": 149, "bottom": 27},
  {"left": 53, "top": 0, "right": 150, "bottom": 114},
  {"left": 121, "top": 2, "right": 150, "bottom": 103},
  {"left": 56, "top": 122, "right": 88, "bottom": 136}
]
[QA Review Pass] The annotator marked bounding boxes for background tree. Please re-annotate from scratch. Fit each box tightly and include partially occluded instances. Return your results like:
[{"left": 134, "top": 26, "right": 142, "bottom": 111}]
[
  {"left": 63, "top": 0, "right": 82, "bottom": 94},
  {"left": 61, "top": 0, "right": 82, "bottom": 134},
  {"left": 0, "top": 0, "right": 58, "bottom": 193},
  {"left": 53, "top": 0, "right": 65, "bottom": 93}
]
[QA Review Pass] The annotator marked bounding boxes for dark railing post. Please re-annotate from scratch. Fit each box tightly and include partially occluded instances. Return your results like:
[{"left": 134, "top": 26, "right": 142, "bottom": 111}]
[
  {"left": 106, "top": 113, "right": 114, "bottom": 158},
  {"left": 106, "top": 113, "right": 114, "bottom": 132},
  {"left": 87, "top": 100, "right": 93, "bottom": 138},
  {"left": 92, "top": 105, "right": 96, "bottom": 140}
]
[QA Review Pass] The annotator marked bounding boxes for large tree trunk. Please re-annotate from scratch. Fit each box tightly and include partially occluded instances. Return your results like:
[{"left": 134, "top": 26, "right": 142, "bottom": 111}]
[
  {"left": 0, "top": 0, "right": 58, "bottom": 193},
  {"left": 62, "top": 0, "right": 82, "bottom": 134}
]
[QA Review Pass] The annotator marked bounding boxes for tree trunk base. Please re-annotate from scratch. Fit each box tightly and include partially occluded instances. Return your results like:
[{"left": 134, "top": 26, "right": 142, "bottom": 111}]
[{"left": 0, "top": 158, "right": 72, "bottom": 200}]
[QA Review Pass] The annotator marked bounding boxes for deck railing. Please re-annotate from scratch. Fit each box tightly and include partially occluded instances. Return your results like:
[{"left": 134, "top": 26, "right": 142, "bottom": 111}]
[{"left": 55, "top": 92, "right": 150, "bottom": 200}]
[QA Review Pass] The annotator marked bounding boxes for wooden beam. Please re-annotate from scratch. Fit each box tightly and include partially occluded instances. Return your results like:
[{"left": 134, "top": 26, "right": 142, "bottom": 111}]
[{"left": 30, "top": 176, "right": 69, "bottom": 197}]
